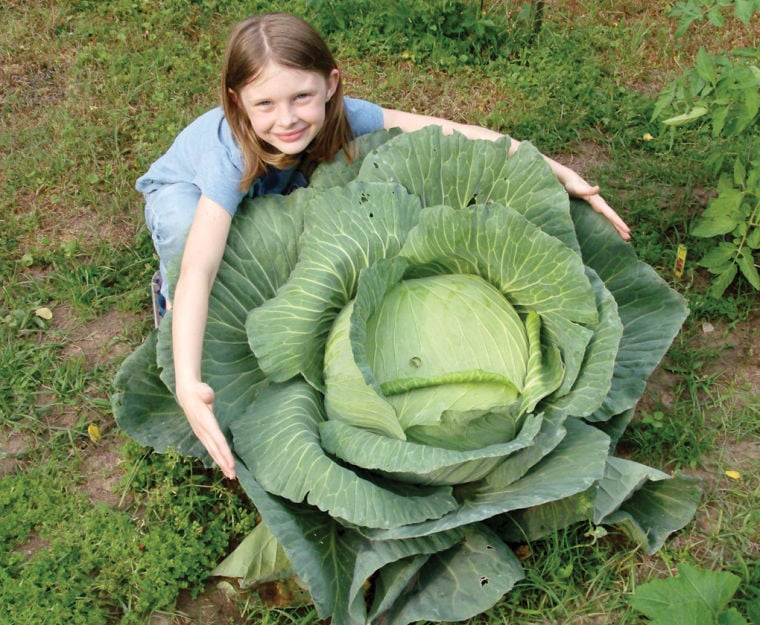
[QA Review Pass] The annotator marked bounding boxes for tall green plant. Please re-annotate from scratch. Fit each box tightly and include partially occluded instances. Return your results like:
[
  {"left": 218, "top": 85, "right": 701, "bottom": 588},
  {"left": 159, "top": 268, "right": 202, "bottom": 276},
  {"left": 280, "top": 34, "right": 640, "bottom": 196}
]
[{"left": 652, "top": 1, "right": 759, "bottom": 297}]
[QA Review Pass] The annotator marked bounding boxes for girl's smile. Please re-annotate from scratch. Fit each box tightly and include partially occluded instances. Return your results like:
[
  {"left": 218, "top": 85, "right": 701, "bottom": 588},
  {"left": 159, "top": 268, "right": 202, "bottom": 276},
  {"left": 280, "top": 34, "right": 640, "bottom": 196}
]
[
  {"left": 273, "top": 127, "right": 307, "bottom": 143},
  {"left": 234, "top": 62, "right": 339, "bottom": 155}
]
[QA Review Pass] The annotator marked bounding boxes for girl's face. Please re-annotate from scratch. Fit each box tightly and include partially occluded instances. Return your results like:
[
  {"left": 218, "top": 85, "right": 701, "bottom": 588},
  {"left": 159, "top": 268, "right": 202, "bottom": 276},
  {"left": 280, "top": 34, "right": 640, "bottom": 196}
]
[{"left": 233, "top": 62, "right": 340, "bottom": 156}]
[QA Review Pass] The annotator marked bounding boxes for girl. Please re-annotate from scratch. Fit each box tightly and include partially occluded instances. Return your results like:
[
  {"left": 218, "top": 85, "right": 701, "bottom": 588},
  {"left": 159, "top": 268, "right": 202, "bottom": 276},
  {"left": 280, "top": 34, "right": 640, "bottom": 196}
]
[{"left": 137, "top": 12, "right": 631, "bottom": 480}]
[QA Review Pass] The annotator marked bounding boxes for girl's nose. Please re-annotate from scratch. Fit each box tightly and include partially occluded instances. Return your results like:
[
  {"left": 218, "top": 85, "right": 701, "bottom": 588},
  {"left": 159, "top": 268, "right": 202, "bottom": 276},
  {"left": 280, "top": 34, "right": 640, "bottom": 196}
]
[{"left": 277, "top": 104, "right": 297, "bottom": 127}]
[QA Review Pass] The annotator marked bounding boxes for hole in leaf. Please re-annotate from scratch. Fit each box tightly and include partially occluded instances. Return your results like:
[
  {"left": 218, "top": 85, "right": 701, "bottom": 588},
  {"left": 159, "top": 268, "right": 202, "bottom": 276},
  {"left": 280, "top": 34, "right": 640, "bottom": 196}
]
[{"left": 480, "top": 576, "right": 489, "bottom": 586}]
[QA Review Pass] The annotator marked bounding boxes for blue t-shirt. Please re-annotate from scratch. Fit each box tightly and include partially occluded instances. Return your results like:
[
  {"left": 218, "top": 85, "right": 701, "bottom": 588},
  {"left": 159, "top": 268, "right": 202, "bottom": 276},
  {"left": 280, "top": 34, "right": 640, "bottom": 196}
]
[{"left": 136, "top": 97, "right": 384, "bottom": 216}]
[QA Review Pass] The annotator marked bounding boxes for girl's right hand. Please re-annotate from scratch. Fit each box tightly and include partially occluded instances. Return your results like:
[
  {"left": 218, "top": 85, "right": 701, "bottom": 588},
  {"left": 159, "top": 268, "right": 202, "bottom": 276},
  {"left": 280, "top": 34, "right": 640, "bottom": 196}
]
[
  {"left": 171, "top": 195, "right": 235, "bottom": 479},
  {"left": 179, "top": 381, "right": 236, "bottom": 479}
]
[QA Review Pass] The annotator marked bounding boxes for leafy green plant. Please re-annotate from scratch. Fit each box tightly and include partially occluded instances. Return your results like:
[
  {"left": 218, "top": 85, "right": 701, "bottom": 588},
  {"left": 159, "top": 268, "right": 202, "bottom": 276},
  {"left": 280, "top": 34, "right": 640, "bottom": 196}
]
[
  {"left": 652, "top": 3, "right": 760, "bottom": 298},
  {"left": 668, "top": 0, "right": 760, "bottom": 36},
  {"left": 306, "top": 0, "right": 533, "bottom": 66},
  {"left": 691, "top": 159, "right": 760, "bottom": 297},
  {"left": 0, "top": 445, "right": 255, "bottom": 625},
  {"left": 630, "top": 563, "right": 751, "bottom": 625},
  {"left": 113, "top": 128, "right": 700, "bottom": 625}
]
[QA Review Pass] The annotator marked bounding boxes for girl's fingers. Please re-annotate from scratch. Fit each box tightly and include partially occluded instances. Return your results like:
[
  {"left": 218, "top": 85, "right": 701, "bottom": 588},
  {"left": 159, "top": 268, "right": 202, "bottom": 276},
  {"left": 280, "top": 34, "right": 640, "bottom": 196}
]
[
  {"left": 201, "top": 427, "right": 235, "bottom": 478},
  {"left": 585, "top": 193, "right": 631, "bottom": 240},
  {"left": 187, "top": 403, "right": 237, "bottom": 479},
  {"left": 204, "top": 427, "right": 236, "bottom": 479}
]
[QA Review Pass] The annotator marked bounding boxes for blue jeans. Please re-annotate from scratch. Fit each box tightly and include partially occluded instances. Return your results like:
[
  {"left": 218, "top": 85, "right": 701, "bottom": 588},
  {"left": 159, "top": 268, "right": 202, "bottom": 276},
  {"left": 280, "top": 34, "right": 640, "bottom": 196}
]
[{"left": 143, "top": 182, "right": 201, "bottom": 300}]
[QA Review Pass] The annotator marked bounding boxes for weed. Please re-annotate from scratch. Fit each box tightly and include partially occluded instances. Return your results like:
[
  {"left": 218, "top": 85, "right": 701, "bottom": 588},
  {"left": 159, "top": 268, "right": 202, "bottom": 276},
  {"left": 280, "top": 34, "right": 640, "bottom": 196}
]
[
  {"left": 308, "top": 0, "right": 534, "bottom": 67},
  {"left": 468, "top": 525, "right": 643, "bottom": 624},
  {"left": 0, "top": 443, "right": 256, "bottom": 624},
  {"left": 651, "top": 12, "right": 760, "bottom": 298}
]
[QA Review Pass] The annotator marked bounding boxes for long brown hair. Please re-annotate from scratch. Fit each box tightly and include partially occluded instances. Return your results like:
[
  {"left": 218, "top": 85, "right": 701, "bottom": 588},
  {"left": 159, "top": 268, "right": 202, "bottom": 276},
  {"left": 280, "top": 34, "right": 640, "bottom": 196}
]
[{"left": 221, "top": 13, "right": 354, "bottom": 191}]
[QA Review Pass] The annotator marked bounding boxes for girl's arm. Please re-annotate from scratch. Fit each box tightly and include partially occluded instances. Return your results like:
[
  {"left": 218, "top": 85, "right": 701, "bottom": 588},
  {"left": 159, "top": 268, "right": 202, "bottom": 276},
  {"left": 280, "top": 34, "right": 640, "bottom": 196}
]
[
  {"left": 172, "top": 194, "right": 237, "bottom": 479},
  {"left": 381, "top": 108, "right": 631, "bottom": 240}
]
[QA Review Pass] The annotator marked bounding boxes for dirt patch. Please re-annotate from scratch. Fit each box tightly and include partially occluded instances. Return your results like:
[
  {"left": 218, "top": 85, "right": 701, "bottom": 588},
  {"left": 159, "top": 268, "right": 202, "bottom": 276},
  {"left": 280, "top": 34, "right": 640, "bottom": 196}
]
[
  {"left": 11, "top": 187, "right": 139, "bottom": 256},
  {"left": 697, "top": 313, "right": 760, "bottom": 397},
  {"left": 54, "top": 307, "right": 140, "bottom": 506},
  {"left": 150, "top": 587, "right": 246, "bottom": 625},
  {"left": 13, "top": 533, "right": 51, "bottom": 561},
  {"left": 556, "top": 141, "right": 612, "bottom": 180},
  {"left": 54, "top": 305, "right": 137, "bottom": 368},
  {"left": 79, "top": 442, "right": 128, "bottom": 508},
  {"left": 1, "top": 305, "right": 141, "bottom": 476},
  {"left": 673, "top": 442, "right": 759, "bottom": 567},
  {"left": 0, "top": 430, "right": 34, "bottom": 477},
  {"left": 2, "top": 59, "right": 67, "bottom": 111},
  {"left": 640, "top": 307, "right": 760, "bottom": 413},
  {"left": 635, "top": 307, "right": 760, "bottom": 569}
]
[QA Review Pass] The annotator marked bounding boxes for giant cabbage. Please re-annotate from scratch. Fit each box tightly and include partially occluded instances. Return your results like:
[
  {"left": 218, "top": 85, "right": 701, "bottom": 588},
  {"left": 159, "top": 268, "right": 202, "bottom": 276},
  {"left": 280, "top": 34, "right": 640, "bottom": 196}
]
[{"left": 113, "top": 127, "right": 700, "bottom": 625}]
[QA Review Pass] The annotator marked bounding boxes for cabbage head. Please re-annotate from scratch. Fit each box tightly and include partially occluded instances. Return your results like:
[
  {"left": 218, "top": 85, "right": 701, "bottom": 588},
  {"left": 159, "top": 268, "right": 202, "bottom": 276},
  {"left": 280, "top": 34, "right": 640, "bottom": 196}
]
[{"left": 113, "top": 127, "right": 700, "bottom": 625}]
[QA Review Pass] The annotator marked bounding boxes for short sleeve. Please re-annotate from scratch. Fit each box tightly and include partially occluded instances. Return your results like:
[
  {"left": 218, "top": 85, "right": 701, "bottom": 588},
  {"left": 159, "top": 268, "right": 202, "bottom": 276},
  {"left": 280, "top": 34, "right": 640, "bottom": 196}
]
[
  {"left": 193, "top": 147, "right": 246, "bottom": 216},
  {"left": 344, "top": 97, "right": 384, "bottom": 137},
  {"left": 135, "top": 108, "right": 247, "bottom": 216}
]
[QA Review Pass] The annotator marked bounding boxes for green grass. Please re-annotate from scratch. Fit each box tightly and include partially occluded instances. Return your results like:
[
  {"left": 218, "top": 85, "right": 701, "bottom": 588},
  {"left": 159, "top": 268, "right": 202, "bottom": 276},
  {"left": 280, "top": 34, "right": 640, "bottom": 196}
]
[
  {"left": 0, "top": 445, "right": 256, "bottom": 624},
  {"left": 1, "top": 0, "right": 758, "bottom": 623}
]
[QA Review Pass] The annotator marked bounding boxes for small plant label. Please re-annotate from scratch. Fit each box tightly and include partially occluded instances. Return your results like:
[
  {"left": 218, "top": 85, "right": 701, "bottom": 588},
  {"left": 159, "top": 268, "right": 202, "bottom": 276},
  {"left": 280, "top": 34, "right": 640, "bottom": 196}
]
[{"left": 674, "top": 244, "right": 688, "bottom": 278}]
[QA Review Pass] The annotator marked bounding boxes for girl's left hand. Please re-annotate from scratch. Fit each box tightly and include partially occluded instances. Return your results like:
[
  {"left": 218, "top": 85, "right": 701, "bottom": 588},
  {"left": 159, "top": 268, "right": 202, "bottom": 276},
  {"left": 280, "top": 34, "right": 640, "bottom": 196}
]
[{"left": 565, "top": 180, "right": 631, "bottom": 241}]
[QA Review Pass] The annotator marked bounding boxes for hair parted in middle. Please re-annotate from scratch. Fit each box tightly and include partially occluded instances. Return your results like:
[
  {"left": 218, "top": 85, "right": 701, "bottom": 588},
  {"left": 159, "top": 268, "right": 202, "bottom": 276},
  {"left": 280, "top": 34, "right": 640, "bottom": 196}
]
[{"left": 221, "top": 13, "right": 355, "bottom": 191}]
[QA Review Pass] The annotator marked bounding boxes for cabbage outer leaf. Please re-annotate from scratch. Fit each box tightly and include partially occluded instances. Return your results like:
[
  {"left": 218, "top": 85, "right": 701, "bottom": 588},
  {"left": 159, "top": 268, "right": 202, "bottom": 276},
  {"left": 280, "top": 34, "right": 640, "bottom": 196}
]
[
  {"left": 377, "top": 524, "right": 524, "bottom": 625},
  {"left": 569, "top": 201, "right": 690, "bottom": 424},
  {"left": 318, "top": 414, "right": 544, "bottom": 486},
  {"left": 361, "top": 417, "right": 611, "bottom": 541},
  {"left": 357, "top": 127, "right": 579, "bottom": 250},
  {"left": 234, "top": 460, "right": 522, "bottom": 625},
  {"left": 248, "top": 182, "right": 421, "bottom": 390},
  {"left": 114, "top": 192, "right": 306, "bottom": 463},
  {"left": 594, "top": 457, "right": 701, "bottom": 553},
  {"left": 111, "top": 331, "right": 204, "bottom": 457},
  {"left": 231, "top": 380, "right": 460, "bottom": 530}
]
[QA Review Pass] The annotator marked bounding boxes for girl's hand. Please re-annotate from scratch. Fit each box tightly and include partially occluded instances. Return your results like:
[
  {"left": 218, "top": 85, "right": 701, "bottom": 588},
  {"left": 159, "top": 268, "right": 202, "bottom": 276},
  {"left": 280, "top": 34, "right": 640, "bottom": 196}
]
[
  {"left": 564, "top": 179, "right": 631, "bottom": 241},
  {"left": 178, "top": 381, "right": 236, "bottom": 479},
  {"left": 171, "top": 196, "right": 235, "bottom": 478}
]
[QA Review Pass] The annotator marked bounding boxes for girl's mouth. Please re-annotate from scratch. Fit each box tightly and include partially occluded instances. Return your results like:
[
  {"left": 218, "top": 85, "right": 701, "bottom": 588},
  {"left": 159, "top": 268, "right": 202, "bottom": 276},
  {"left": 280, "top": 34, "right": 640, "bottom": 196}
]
[{"left": 274, "top": 128, "right": 307, "bottom": 143}]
